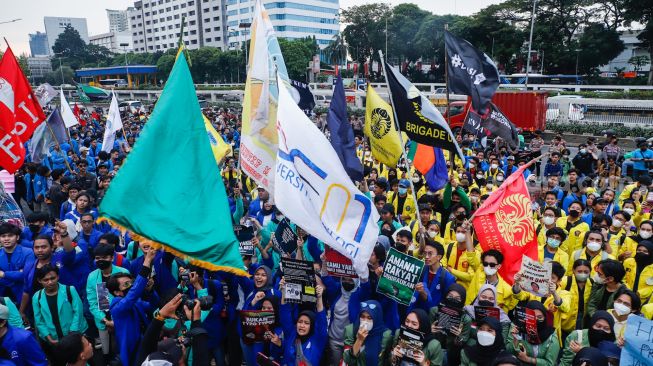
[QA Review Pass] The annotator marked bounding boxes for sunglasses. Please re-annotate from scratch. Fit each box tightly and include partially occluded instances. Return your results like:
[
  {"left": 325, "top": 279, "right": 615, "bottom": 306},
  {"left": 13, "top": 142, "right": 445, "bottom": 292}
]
[
  {"left": 483, "top": 262, "right": 498, "bottom": 268},
  {"left": 361, "top": 302, "right": 377, "bottom": 310}
]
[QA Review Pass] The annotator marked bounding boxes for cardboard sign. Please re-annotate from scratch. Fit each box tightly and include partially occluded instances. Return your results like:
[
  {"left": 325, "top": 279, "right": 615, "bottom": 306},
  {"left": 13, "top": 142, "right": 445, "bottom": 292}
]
[
  {"left": 240, "top": 310, "right": 275, "bottom": 345},
  {"left": 96, "top": 283, "right": 111, "bottom": 312},
  {"left": 437, "top": 303, "right": 462, "bottom": 334},
  {"left": 620, "top": 316, "right": 653, "bottom": 366},
  {"left": 235, "top": 225, "right": 255, "bottom": 256},
  {"left": 377, "top": 248, "right": 424, "bottom": 305},
  {"left": 518, "top": 255, "right": 552, "bottom": 297},
  {"left": 474, "top": 305, "right": 501, "bottom": 323},
  {"left": 281, "top": 257, "right": 316, "bottom": 304},
  {"left": 324, "top": 245, "right": 357, "bottom": 278},
  {"left": 271, "top": 219, "right": 297, "bottom": 254},
  {"left": 524, "top": 307, "right": 541, "bottom": 345}
]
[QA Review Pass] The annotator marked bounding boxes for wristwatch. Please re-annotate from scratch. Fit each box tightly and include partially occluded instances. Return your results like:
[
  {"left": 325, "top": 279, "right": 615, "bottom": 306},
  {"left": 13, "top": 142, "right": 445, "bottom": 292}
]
[{"left": 153, "top": 310, "right": 165, "bottom": 321}]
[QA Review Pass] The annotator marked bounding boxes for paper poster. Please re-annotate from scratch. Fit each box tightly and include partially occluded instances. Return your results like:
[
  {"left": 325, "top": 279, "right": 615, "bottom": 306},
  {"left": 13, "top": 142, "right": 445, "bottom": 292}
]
[
  {"left": 281, "top": 257, "right": 316, "bottom": 304},
  {"left": 524, "top": 307, "right": 540, "bottom": 345},
  {"left": 437, "top": 303, "right": 462, "bottom": 334},
  {"left": 271, "top": 219, "right": 297, "bottom": 254},
  {"left": 377, "top": 248, "right": 424, "bottom": 305},
  {"left": 620, "top": 316, "right": 653, "bottom": 366},
  {"left": 240, "top": 310, "right": 275, "bottom": 345},
  {"left": 397, "top": 326, "right": 425, "bottom": 363},
  {"left": 518, "top": 255, "right": 552, "bottom": 297},
  {"left": 96, "top": 283, "right": 111, "bottom": 312},
  {"left": 234, "top": 225, "right": 255, "bottom": 256},
  {"left": 474, "top": 305, "right": 501, "bottom": 323},
  {"left": 324, "top": 245, "right": 357, "bottom": 278}
]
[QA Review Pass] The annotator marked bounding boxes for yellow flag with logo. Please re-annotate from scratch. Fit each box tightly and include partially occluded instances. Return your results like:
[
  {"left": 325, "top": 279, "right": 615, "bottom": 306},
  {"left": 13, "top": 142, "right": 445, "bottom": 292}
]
[
  {"left": 365, "top": 85, "right": 402, "bottom": 167},
  {"left": 203, "top": 114, "right": 231, "bottom": 163}
]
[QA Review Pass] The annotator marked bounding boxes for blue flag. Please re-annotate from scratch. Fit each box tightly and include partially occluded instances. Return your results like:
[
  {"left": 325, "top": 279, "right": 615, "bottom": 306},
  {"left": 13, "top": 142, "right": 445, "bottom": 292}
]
[
  {"left": 29, "top": 109, "right": 68, "bottom": 164},
  {"left": 326, "top": 76, "right": 364, "bottom": 182}
]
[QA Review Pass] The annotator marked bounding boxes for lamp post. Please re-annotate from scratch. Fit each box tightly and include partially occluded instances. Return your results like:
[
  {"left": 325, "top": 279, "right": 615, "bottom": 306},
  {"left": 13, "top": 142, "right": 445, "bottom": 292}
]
[
  {"left": 524, "top": 0, "right": 537, "bottom": 89},
  {"left": 120, "top": 43, "right": 130, "bottom": 86},
  {"left": 239, "top": 22, "right": 251, "bottom": 75},
  {"left": 575, "top": 48, "right": 582, "bottom": 76},
  {"left": 53, "top": 52, "right": 66, "bottom": 86},
  {"left": 0, "top": 18, "right": 21, "bottom": 25}
]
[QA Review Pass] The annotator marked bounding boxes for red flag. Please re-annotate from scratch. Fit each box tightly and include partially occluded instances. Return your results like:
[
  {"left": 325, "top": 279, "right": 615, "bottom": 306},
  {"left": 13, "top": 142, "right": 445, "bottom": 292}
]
[
  {"left": 91, "top": 111, "right": 99, "bottom": 121},
  {"left": 472, "top": 164, "right": 538, "bottom": 285},
  {"left": 0, "top": 46, "right": 46, "bottom": 172},
  {"left": 73, "top": 103, "right": 86, "bottom": 126}
]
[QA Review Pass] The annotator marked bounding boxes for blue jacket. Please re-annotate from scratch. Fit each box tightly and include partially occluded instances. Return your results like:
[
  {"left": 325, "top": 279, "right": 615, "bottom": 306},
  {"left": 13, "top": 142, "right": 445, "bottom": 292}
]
[
  {"left": 280, "top": 303, "right": 328, "bottom": 366},
  {"left": 129, "top": 251, "right": 177, "bottom": 298},
  {"left": 410, "top": 266, "right": 456, "bottom": 312},
  {"left": 21, "top": 247, "right": 88, "bottom": 301},
  {"left": 248, "top": 198, "right": 265, "bottom": 217},
  {"left": 49, "top": 148, "right": 67, "bottom": 171},
  {"left": 0, "top": 325, "right": 48, "bottom": 366},
  {"left": 76, "top": 229, "right": 103, "bottom": 253},
  {"left": 110, "top": 269, "right": 159, "bottom": 366},
  {"left": 19, "top": 225, "right": 54, "bottom": 248},
  {"left": 87, "top": 265, "right": 130, "bottom": 330},
  {"left": 59, "top": 199, "right": 75, "bottom": 220},
  {"left": 26, "top": 174, "right": 47, "bottom": 202},
  {"left": 89, "top": 144, "right": 102, "bottom": 160},
  {"left": 0, "top": 246, "right": 34, "bottom": 304},
  {"left": 32, "top": 283, "right": 88, "bottom": 341}
]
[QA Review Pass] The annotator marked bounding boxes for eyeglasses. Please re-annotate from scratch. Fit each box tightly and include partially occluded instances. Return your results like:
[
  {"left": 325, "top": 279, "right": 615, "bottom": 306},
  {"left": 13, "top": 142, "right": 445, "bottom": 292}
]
[
  {"left": 483, "top": 262, "right": 498, "bottom": 268},
  {"left": 361, "top": 302, "right": 377, "bottom": 310}
]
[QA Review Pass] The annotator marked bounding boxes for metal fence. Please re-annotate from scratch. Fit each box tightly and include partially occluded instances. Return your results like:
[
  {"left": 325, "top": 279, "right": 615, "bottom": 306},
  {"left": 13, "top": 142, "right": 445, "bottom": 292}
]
[{"left": 545, "top": 97, "right": 653, "bottom": 127}]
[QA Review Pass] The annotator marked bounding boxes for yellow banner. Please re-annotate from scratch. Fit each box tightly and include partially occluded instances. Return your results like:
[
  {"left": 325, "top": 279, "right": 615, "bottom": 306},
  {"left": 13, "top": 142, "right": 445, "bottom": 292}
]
[
  {"left": 203, "top": 114, "right": 231, "bottom": 163},
  {"left": 365, "top": 85, "right": 402, "bottom": 167}
]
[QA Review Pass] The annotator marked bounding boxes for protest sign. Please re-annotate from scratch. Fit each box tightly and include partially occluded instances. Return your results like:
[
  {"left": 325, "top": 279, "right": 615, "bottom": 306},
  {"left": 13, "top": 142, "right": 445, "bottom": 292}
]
[
  {"left": 281, "top": 257, "right": 316, "bottom": 304},
  {"left": 437, "top": 303, "right": 462, "bottom": 334},
  {"left": 377, "top": 248, "right": 424, "bottom": 305},
  {"left": 474, "top": 305, "right": 501, "bottom": 323},
  {"left": 524, "top": 307, "right": 540, "bottom": 344},
  {"left": 518, "top": 255, "right": 551, "bottom": 297},
  {"left": 324, "top": 245, "right": 357, "bottom": 278},
  {"left": 271, "top": 219, "right": 297, "bottom": 254},
  {"left": 620, "top": 316, "right": 653, "bottom": 366},
  {"left": 96, "top": 283, "right": 110, "bottom": 312},
  {"left": 234, "top": 225, "right": 255, "bottom": 256},
  {"left": 398, "top": 326, "right": 425, "bottom": 363},
  {"left": 240, "top": 310, "right": 276, "bottom": 345}
]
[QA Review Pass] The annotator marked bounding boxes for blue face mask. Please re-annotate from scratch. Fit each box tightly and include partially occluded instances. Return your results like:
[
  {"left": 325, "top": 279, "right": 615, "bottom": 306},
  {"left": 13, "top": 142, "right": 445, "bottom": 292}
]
[
  {"left": 398, "top": 188, "right": 407, "bottom": 195},
  {"left": 547, "top": 237, "right": 561, "bottom": 248}
]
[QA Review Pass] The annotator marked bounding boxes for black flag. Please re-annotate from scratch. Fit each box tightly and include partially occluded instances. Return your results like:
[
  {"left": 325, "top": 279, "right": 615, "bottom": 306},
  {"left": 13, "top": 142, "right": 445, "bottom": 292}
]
[
  {"left": 290, "top": 80, "right": 315, "bottom": 116},
  {"left": 445, "top": 31, "right": 499, "bottom": 114},
  {"left": 482, "top": 103, "right": 519, "bottom": 149}
]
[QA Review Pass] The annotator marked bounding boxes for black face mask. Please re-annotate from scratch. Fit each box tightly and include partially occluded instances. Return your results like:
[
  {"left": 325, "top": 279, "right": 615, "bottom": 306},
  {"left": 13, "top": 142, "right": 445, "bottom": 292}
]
[
  {"left": 394, "top": 243, "right": 407, "bottom": 253},
  {"left": 456, "top": 212, "right": 467, "bottom": 220},
  {"left": 588, "top": 327, "right": 615, "bottom": 347},
  {"left": 29, "top": 224, "right": 41, "bottom": 234},
  {"left": 95, "top": 260, "right": 111, "bottom": 270},
  {"left": 445, "top": 296, "right": 463, "bottom": 309},
  {"left": 634, "top": 252, "right": 651, "bottom": 265},
  {"left": 569, "top": 210, "right": 580, "bottom": 218},
  {"left": 478, "top": 300, "right": 494, "bottom": 307},
  {"left": 342, "top": 281, "right": 356, "bottom": 292}
]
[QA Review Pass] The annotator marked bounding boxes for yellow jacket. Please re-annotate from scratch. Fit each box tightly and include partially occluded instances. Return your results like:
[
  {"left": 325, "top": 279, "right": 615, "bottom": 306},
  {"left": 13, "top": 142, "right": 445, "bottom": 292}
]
[
  {"left": 441, "top": 242, "right": 480, "bottom": 290},
  {"left": 619, "top": 183, "right": 648, "bottom": 208},
  {"left": 568, "top": 249, "right": 615, "bottom": 276},
  {"left": 633, "top": 211, "right": 651, "bottom": 227},
  {"left": 465, "top": 270, "right": 517, "bottom": 313},
  {"left": 387, "top": 191, "right": 417, "bottom": 223},
  {"left": 557, "top": 217, "right": 589, "bottom": 258},
  {"left": 619, "top": 237, "right": 641, "bottom": 260},
  {"left": 623, "top": 259, "right": 653, "bottom": 300},
  {"left": 538, "top": 245, "right": 570, "bottom": 272},
  {"left": 559, "top": 275, "right": 593, "bottom": 333},
  {"left": 221, "top": 167, "right": 241, "bottom": 181},
  {"left": 535, "top": 223, "right": 570, "bottom": 249},
  {"left": 606, "top": 229, "right": 628, "bottom": 257}
]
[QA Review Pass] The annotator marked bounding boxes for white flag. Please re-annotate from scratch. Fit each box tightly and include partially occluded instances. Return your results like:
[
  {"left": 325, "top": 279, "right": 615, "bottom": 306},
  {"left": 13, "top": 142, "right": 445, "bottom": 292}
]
[
  {"left": 274, "top": 76, "right": 380, "bottom": 279},
  {"left": 59, "top": 89, "right": 79, "bottom": 128},
  {"left": 101, "top": 92, "right": 123, "bottom": 153}
]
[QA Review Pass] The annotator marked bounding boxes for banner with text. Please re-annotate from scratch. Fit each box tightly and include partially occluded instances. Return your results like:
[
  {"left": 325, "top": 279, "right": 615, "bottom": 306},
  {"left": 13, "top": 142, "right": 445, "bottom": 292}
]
[
  {"left": 281, "top": 257, "right": 316, "bottom": 304},
  {"left": 377, "top": 248, "right": 424, "bottom": 305},
  {"left": 620, "top": 316, "right": 653, "bottom": 366},
  {"left": 325, "top": 245, "right": 357, "bottom": 278},
  {"left": 518, "top": 255, "right": 552, "bottom": 297},
  {"left": 240, "top": 310, "right": 275, "bottom": 345}
]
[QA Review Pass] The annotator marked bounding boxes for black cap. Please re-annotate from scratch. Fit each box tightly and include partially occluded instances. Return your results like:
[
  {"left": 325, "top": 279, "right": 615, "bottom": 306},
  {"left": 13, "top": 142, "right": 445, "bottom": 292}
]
[{"left": 418, "top": 204, "right": 432, "bottom": 212}]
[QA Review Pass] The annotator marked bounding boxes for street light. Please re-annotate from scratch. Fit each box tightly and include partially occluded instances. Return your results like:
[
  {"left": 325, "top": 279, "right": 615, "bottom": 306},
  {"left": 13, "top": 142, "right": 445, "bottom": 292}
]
[
  {"left": 524, "top": 0, "right": 537, "bottom": 89},
  {"left": 575, "top": 48, "right": 582, "bottom": 76},
  {"left": 120, "top": 43, "right": 130, "bottom": 86},
  {"left": 53, "top": 52, "right": 66, "bottom": 86},
  {"left": 0, "top": 18, "right": 21, "bottom": 25},
  {"left": 239, "top": 22, "right": 251, "bottom": 75}
]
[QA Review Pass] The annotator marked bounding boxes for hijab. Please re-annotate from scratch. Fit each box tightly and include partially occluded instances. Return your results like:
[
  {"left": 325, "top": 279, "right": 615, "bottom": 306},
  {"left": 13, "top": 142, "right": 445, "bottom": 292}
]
[
  {"left": 464, "top": 284, "right": 511, "bottom": 322},
  {"left": 253, "top": 265, "right": 273, "bottom": 292},
  {"left": 297, "top": 310, "right": 316, "bottom": 343},
  {"left": 353, "top": 300, "right": 387, "bottom": 366},
  {"left": 443, "top": 283, "right": 467, "bottom": 309},
  {"left": 634, "top": 240, "right": 653, "bottom": 290},
  {"left": 525, "top": 301, "right": 555, "bottom": 344},
  {"left": 406, "top": 309, "right": 437, "bottom": 346},
  {"left": 463, "top": 317, "right": 506, "bottom": 366},
  {"left": 572, "top": 347, "right": 608, "bottom": 366},
  {"left": 588, "top": 311, "right": 616, "bottom": 347}
]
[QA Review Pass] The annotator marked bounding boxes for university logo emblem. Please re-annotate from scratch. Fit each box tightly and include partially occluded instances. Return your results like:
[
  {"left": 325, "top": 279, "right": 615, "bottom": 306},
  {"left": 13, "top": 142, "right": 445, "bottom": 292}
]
[
  {"left": 370, "top": 108, "right": 391, "bottom": 139},
  {"left": 495, "top": 193, "right": 534, "bottom": 247}
]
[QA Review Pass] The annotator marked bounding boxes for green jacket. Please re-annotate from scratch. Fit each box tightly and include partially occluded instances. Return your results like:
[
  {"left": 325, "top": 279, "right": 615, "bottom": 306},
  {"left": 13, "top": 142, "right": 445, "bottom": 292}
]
[
  {"left": 587, "top": 284, "right": 624, "bottom": 319},
  {"left": 429, "top": 306, "right": 473, "bottom": 349},
  {"left": 388, "top": 330, "right": 444, "bottom": 366},
  {"left": 32, "top": 283, "right": 88, "bottom": 341},
  {"left": 1, "top": 296, "right": 23, "bottom": 328},
  {"left": 342, "top": 324, "right": 393, "bottom": 366},
  {"left": 506, "top": 328, "right": 560, "bottom": 366},
  {"left": 559, "top": 329, "right": 589, "bottom": 366},
  {"left": 86, "top": 265, "right": 130, "bottom": 330}
]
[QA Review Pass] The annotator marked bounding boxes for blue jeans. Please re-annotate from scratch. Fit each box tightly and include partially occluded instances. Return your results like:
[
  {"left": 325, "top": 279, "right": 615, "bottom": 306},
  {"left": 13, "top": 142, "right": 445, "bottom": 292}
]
[{"left": 211, "top": 346, "right": 226, "bottom": 366}]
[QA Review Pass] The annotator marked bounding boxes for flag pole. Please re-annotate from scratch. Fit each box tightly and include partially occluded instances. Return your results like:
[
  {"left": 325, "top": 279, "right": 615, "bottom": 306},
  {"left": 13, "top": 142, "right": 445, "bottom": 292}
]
[
  {"left": 378, "top": 50, "right": 426, "bottom": 245},
  {"left": 45, "top": 116, "right": 74, "bottom": 174},
  {"left": 444, "top": 24, "right": 456, "bottom": 171}
]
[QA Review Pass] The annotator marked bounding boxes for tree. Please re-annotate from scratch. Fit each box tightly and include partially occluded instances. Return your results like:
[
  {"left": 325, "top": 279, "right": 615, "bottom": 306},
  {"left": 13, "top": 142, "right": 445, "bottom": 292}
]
[
  {"left": 323, "top": 34, "right": 348, "bottom": 67},
  {"left": 577, "top": 23, "right": 625, "bottom": 74},
  {"left": 628, "top": 55, "right": 651, "bottom": 72},
  {"left": 386, "top": 3, "right": 430, "bottom": 62},
  {"left": 278, "top": 37, "right": 317, "bottom": 81},
  {"left": 44, "top": 66, "right": 74, "bottom": 85},
  {"left": 17, "top": 54, "right": 30, "bottom": 78},
  {"left": 85, "top": 44, "right": 113, "bottom": 66},
  {"left": 51, "top": 25, "right": 87, "bottom": 69},
  {"left": 622, "top": 0, "right": 653, "bottom": 84},
  {"left": 342, "top": 3, "right": 391, "bottom": 63}
]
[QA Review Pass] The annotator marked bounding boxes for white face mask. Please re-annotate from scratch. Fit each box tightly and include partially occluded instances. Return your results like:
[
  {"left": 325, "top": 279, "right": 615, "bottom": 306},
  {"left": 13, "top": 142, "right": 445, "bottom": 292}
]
[
  {"left": 469, "top": 163, "right": 476, "bottom": 168},
  {"left": 580, "top": 148, "right": 587, "bottom": 154},
  {"left": 623, "top": 208, "right": 635, "bottom": 215},
  {"left": 613, "top": 302, "right": 631, "bottom": 316},
  {"left": 547, "top": 237, "right": 561, "bottom": 248},
  {"left": 412, "top": 177, "right": 420, "bottom": 183},
  {"left": 359, "top": 319, "right": 373, "bottom": 331},
  {"left": 491, "top": 163, "right": 498, "bottom": 170},
  {"left": 496, "top": 176, "right": 504, "bottom": 182},
  {"left": 587, "top": 241, "right": 602, "bottom": 252},
  {"left": 612, "top": 219, "right": 623, "bottom": 228},
  {"left": 484, "top": 266, "right": 498, "bottom": 276},
  {"left": 477, "top": 331, "right": 496, "bottom": 346},
  {"left": 470, "top": 196, "right": 479, "bottom": 203},
  {"left": 428, "top": 231, "right": 437, "bottom": 239},
  {"left": 456, "top": 233, "right": 466, "bottom": 243},
  {"left": 476, "top": 174, "right": 484, "bottom": 179},
  {"left": 640, "top": 230, "right": 653, "bottom": 240},
  {"left": 593, "top": 273, "right": 606, "bottom": 284},
  {"left": 543, "top": 216, "right": 555, "bottom": 226},
  {"left": 486, "top": 184, "right": 493, "bottom": 190}
]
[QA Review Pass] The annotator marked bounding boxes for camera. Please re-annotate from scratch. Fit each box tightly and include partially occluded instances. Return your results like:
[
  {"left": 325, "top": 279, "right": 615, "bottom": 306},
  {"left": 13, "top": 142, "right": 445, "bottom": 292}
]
[
  {"left": 179, "top": 294, "right": 214, "bottom": 316},
  {"left": 179, "top": 269, "right": 190, "bottom": 283}
]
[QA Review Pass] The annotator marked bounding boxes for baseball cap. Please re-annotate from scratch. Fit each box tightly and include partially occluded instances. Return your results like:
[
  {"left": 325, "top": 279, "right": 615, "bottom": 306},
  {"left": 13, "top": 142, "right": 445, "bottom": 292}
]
[
  {"left": 398, "top": 179, "right": 410, "bottom": 188},
  {"left": 418, "top": 204, "right": 432, "bottom": 212},
  {"left": 507, "top": 155, "right": 515, "bottom": 161}
]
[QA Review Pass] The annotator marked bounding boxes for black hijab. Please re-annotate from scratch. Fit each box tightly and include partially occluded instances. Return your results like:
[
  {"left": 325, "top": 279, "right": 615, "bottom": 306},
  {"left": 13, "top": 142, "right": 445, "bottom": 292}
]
[
  {"left": 406, "top": 309, "right": 437, "bottom": 346},
  {"left": 525, "top": 301, "right": 555, "bottom": 344},
  {"left": 588, "top": 311, "right": 616, "bottom": 347},
  {"left": 572, "top": 347, "right": 609, "bottom": 366},
  {"left": 297, "top": 310, "right": 316, "bottom": 343},
  {"left": 463, "top": 317, "right": 506, "bottom": 366}
]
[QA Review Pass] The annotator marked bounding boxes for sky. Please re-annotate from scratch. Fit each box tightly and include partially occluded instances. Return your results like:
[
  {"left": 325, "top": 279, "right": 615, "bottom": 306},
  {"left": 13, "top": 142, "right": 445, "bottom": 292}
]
[{"left": 2, "top": 0, "right": 504, "bottom": 56}]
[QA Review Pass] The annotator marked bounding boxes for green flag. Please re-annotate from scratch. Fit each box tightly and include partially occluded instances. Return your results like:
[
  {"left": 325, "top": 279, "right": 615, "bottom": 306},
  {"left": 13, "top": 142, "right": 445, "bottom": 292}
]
[
  {"left": 76, "top": 85, "right": 91, "bottom": 103},
  {"left": 99, "top": 51, "right": 247, "bottom": 276}
]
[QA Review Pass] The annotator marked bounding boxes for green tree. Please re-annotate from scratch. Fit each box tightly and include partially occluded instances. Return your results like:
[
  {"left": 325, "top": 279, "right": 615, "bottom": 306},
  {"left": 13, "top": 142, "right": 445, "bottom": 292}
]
[
  {"left": 342, "top": 3, "right": 390, "bottom": 63},
  {"left": 51, "top": 25, "right": 87, "bottom": 69},
  {"left": 387, "top": 3, "right": 430, "bottom": 62},
  {"left": 278, "top": 37, "right": 317, "bottom": 81},
  {"left": 622, "top": 0, "right": 653, "bottom": 84},
  {"left": 577, "top": 24, "right": 625, "bottom": 74},
  {"left": 85, "top": 44, "right": 113, "bottom": 66},
  {"left": 17, "top": 53, "right": 30, "bottom": 78},
  {"left": 44, "top": 66, "right": 74, "bottom": 85},
  {"left": 628, "top": 55, "right": 651, "bottom": 72},
  {"left": 323, "top": 34, "right": 348, "bottom": 67}
]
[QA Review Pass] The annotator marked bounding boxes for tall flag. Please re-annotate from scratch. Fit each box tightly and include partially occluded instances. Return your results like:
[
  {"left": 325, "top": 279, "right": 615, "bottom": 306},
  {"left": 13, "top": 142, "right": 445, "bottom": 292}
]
[
  {"left": 29, "top": 109, "right": 68, "bottom": 164},
  {"left": 99, "top": 50, "right": 247, "bottom": 276},
  {"left": 444, "top": 30, "right": 500, "bottom": 114},
  {"left": 0, "top": 45, "right": 46, "bottom": 172},
  {"left": 481, "top": 103, "right": 520, "bottom": 149},
  {"left": 289, "top": 79, "right": 315, "bottom": 116},
  {"left": 326, "top": 76, "right": 364, "bottom": 182},
  {"left": 240, "top": 0, "right": 290, "bottom": 191},
  {"left": 34, "top": 83, "right": 57, "bottom": 107},
  {"left": 274, "top": 74, "right": 380, "bottom": 279},
  {"left": 472, "top": 164, "right": 538, "bottom": 284},
  {"left": 203, "top": 114, "right": 231, "bottom": 163},
  {"left": 407, "top": 141, "right": 448, "bottom": 191},
  {"left": 101, "top": 93, "right": 123, "bottom": 153},
  {"left": 60, "top": 89, "right": 79, "bottom": 128},
  {"left": 76, "top": 84, "right": 91, "bottom": 103},
  {"left": 73, "top": 103, "right": 87, "bottom": 126},
  {"left": 364, "top": 85, "right": 402, "bottom": 167},
  {"left": 384, "top": 62, "right": 464, "bottom": 161}
]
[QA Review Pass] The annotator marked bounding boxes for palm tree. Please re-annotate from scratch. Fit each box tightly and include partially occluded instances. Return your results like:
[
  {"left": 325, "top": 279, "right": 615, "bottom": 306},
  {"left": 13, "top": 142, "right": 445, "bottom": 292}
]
[{"left": 324, "top": 34, "right": 348, "bottom": 67}]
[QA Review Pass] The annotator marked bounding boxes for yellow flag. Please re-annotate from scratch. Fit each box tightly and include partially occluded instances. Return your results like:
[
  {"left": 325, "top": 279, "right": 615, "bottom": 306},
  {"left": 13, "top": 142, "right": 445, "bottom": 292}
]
[
  {"left": 365, "top": 85, "right": 402, "bottom": 167},
  {"left": 203, "top": 114, "right": 231, "bottom": 163}
]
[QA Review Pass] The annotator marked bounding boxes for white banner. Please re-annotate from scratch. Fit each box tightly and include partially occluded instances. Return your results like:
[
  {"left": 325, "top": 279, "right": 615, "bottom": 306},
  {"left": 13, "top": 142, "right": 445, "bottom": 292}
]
[
  {"left": 274, "top": 76, "right": 379, "bottom": 279},
  {"left": 101, "top": 92, "right": 123, "bottom": 153},
  {"left": 59, "top": 89, "right": 79, "bottom": 128}
]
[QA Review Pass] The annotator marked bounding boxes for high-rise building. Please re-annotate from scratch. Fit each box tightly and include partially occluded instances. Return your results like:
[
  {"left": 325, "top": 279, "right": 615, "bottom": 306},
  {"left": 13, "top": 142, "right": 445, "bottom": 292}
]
[
  {"left": 129, "top": 0, "right": 228, "bottom": 53},
  {"left": 28, "top": 31, "right": 50, "bottom": 57},
  {"left": 90, "top": 32, "right": 134, "bottom": 53},
  {"left": 107, "top": 9, "right": 132, "bottom": 33},
  {"left": 27, "top": 57, "right": 53, "bottom": 82},
  {"left": 43, "top": 16, "right": 90, "bottom": 54},
  {"left": 226, "top": 0, "right": 339, "bottom": 50}
]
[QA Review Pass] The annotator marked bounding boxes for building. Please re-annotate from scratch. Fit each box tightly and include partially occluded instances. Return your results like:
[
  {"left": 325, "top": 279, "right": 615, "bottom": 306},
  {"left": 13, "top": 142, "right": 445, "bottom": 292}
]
[
  {"left": 90, "top": 32, "right": 134, "bottom": 53},
  {"left": 129, "top": 0, "right": 228, "bottom": 53},
  {"left": 43, "top": 16, "right": 90, "bottom": 54},
  {"left": 107, "top": 9, "right": 132, "bottom": 33},
  {"left": 75, "top": 65, "right": 158, "bottom": 88},
  {"left": 27, "top": 57, "right": 53, "bottom": 82},
  {"left": 599, "top": 29, "right": 651, "bottom": 74},
  {"left": 226, "top": 0, "right": 339, "bottom": 50},
  {"left": 28, "top": 31, "right": 50, "bottom": 57}
]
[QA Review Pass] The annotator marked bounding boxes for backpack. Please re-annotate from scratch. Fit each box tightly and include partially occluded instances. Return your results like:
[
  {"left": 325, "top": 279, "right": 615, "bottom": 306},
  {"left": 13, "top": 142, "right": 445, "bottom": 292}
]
[{"left": 38, "top": 285, "right": 73, "bottom": 304}]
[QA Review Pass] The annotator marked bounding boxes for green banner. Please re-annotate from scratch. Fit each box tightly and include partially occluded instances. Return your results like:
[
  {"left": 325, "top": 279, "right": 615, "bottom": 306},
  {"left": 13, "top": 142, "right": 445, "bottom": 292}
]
[{"left": 377, "top": 248, "right": 425, "bottom": 305}]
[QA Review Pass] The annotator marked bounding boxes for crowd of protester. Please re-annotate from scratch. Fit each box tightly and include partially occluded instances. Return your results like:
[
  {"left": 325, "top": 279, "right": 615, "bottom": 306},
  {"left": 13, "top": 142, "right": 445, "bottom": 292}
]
[{"left": 0, "top": 102, "right": 652, "bottom": 366}]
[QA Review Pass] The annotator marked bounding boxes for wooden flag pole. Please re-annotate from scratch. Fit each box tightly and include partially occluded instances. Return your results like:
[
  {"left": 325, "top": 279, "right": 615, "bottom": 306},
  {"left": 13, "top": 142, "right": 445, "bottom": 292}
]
[{"left": 444, "top": 24, "right": 456, "bottom": 171}]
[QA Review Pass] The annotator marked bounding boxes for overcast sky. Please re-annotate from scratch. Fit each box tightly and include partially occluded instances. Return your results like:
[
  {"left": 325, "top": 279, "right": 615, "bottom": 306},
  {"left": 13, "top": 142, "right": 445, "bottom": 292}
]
[{"left": 2, "top": 0, "right": 504, "bottom": 56}]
